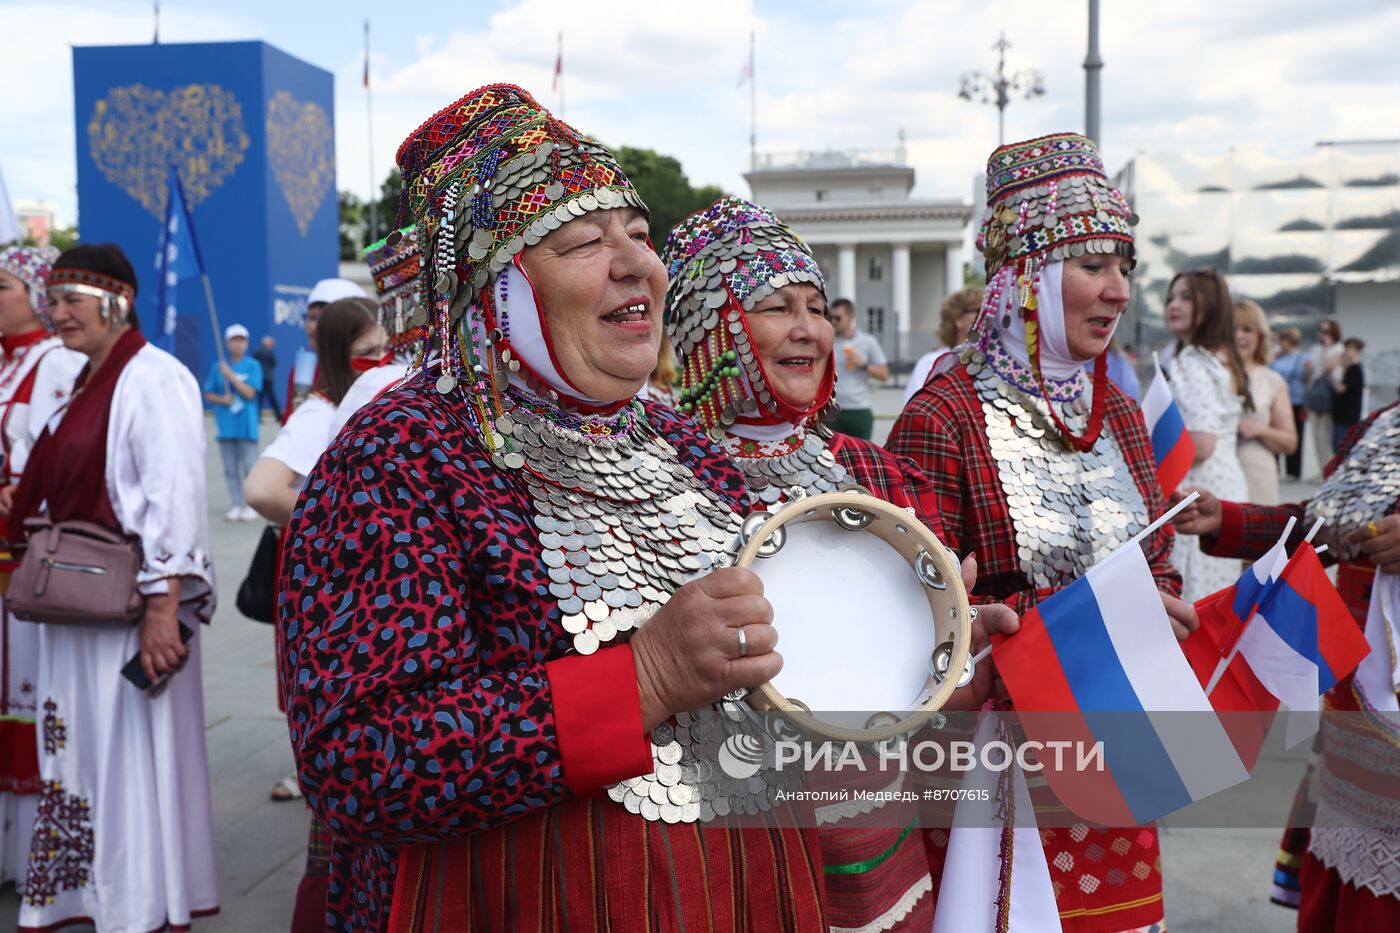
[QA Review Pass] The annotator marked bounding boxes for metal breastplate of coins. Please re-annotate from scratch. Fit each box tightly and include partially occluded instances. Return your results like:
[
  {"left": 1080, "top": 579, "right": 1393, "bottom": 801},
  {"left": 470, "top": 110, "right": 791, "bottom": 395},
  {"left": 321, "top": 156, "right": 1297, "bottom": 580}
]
[
  {"left": 1308, "top": 404, "right": 1400, "bottom": 561},
  {"left": 720, "top": 428, "right": 853, "bottom": 507},
  {"left": 491, "top": 396, "right": 805, "bottom": 823},
  {"left": 969, "top": 351, "right": 1149, "bottom": 589}
]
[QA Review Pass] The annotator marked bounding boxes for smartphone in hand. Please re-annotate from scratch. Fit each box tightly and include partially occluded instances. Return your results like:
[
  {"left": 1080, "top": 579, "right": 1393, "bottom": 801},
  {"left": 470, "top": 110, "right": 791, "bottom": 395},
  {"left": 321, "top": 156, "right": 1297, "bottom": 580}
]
[{"left": 121, "top": 621, "right": 195, "bottom": 692}]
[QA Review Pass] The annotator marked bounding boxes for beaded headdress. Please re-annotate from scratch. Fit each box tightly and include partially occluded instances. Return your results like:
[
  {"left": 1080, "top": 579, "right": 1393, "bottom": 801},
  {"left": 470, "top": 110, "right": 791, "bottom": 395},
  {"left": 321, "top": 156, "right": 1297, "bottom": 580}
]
[
  {"left": 396, "top": 84, "right": 645, "bottom": 401},
  {"left": 0, "top": 245, "right": 60, "bottom": 322},
  {"left": 662, "top": 197, "right": 830, "bottom": 434},
  {"left": 975, "top": 133, "right": 1136, "bottom": 452},
  {"left": 48, "top": 266, "right": 136, "bottom": 324},
  {"left": 363, "top": 225, "right": 427, "bottom": 353}
]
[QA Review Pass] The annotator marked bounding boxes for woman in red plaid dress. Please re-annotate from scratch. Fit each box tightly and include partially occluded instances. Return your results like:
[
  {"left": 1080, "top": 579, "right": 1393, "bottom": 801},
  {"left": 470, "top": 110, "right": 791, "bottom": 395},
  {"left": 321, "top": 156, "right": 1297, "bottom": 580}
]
[
  {"left": 888, "top": 134, "right": 1194, "bottom": 933},
  {"left": 663, "top": 196, "right": 1016, "bottom": 932}
]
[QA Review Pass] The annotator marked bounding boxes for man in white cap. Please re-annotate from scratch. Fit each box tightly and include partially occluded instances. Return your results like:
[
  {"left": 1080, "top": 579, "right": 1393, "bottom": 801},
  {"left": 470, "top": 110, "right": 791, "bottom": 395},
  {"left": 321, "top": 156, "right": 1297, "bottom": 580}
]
[
  {"left": 204, "top": 323, "right": 264, "bottom": 520},
  {"left": 285, "top": 277, "right": 366, "bottom": 420}
]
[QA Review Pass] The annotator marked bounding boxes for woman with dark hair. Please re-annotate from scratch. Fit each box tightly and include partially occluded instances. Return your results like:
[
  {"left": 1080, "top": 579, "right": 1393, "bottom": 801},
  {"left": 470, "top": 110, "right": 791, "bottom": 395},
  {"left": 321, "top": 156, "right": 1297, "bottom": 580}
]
[
  {"left": 8, "top": 243, "right": 219, "bottom": 931},
  {"left": 1163, "top": 268, "right": 1250, "bottom": 600},
  {"left": 244, "top": 297, "right": 384, "bottom": 527}
]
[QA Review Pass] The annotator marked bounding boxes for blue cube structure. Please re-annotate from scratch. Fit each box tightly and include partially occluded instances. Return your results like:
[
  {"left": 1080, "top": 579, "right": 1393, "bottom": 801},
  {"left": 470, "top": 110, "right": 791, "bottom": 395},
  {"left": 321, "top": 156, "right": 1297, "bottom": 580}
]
[{"left": 74, "top": 40, "right": 337, "bottom": 383}]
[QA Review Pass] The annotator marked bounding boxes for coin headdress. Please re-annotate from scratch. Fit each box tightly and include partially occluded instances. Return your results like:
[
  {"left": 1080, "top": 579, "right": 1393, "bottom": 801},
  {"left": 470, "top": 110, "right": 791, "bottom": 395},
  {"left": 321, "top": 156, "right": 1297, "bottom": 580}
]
[
  {"left": 662, "top": 196, "right": 830, "bottom": 437},
  {"left": 0, "top": 245, "right": 61, "bottom": 325},
  {"left": 363, "top": 224, "right": 427, "bottom": 356},
  {"left": 394, "top": 83, "right": 648, "bottom": 449},
  {"left": 975, "top": 132, "right": 1136, "bottom": 451}
]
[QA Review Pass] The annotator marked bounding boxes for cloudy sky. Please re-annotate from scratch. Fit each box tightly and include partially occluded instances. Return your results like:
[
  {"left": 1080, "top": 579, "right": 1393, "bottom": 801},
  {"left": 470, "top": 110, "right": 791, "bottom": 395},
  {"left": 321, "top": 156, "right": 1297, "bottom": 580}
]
[{"left": 3, "top": 0, "right": 1398, "bottom": 226}]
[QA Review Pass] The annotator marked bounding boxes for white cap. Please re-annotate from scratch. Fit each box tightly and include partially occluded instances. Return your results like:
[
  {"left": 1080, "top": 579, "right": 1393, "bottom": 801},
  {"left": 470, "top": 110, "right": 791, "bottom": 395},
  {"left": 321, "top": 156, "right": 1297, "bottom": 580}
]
[
  {"left": 307, "top": 277, "right": 367, "bottom": 306},
  {"left": 224, "top": 323, "right": 250, "bottom": 341}
]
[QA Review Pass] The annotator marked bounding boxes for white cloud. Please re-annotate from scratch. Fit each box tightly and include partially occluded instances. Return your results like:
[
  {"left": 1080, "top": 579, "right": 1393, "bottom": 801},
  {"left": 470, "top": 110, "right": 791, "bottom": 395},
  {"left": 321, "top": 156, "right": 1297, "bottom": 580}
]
[
  {"left": 0, "top": 1, "right": 255, "bottom": 222},
  {"left": 4, "top": 0, "right": 1398, "bottom": 228}
]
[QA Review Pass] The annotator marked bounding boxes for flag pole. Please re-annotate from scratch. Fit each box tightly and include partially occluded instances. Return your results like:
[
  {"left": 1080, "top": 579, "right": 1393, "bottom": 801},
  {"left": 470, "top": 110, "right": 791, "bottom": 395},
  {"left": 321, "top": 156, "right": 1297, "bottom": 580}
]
[
  {"left": 748, "top": 29, "right": 757, "bottom": 171},
  {"left": 1205, "top": 516, "right": 1299, "bottom": 695},
  {"left": 365, "top": 19, "right": 378, "bottom": 245},
  {"left": 1125, "top": 490, "right": 1198, "bottom": 554},
  {"left": 557, "top": 31, "right": 565, "bottom": 118}
]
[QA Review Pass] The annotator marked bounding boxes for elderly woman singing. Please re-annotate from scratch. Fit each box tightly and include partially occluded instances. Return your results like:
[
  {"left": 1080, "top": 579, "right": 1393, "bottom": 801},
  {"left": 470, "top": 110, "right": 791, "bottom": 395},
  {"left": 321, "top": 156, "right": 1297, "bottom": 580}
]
[{"left": 281, "top": 85, "right": 844, "bottom": 933}]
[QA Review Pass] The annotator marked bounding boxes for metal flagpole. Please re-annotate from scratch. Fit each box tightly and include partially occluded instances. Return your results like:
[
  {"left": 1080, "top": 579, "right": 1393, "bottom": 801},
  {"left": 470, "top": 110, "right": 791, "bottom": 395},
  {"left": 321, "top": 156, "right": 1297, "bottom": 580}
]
[
  {"left": 749, "top": 30, "right": 757, "bottom": 171},
  {"left": 557, "top": 32, "right": 565, "bottom": 118},
  {"left": 365, "top": 19, "right": 378, "bottom": 245},
  {"left": 153, "top": 1, "right": 160, "bottom": 44}
]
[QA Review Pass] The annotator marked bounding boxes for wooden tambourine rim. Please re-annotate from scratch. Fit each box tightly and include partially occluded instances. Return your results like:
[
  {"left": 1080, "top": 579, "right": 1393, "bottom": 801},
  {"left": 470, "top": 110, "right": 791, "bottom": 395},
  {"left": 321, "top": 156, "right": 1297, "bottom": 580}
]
[{"left": 733, "top": 489, "right": 972, "bottom": 742}]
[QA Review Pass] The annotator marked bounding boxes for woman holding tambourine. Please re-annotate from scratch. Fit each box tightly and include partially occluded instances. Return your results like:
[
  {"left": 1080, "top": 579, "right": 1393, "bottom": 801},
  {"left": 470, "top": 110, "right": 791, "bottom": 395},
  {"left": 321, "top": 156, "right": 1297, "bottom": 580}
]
[
  {"left": 664, "top": 197, "right": 1013, "bottom": 933},
  {"left": 888, "top": 134, "right": 1192, "bottom": 933}
]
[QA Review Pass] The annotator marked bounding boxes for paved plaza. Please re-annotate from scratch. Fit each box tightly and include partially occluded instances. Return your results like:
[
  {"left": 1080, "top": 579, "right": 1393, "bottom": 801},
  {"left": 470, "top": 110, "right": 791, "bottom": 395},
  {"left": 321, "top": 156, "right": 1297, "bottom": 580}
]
[{"left": 1, "top": 389, "right": 1306, "bottom": 931}]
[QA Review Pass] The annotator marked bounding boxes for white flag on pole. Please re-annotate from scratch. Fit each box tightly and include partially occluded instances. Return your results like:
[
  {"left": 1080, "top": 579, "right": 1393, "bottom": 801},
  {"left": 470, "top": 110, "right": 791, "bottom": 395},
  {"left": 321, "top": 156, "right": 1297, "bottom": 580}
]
[{"left": 0, "top": 161, "right": 21, "bottom": 244}]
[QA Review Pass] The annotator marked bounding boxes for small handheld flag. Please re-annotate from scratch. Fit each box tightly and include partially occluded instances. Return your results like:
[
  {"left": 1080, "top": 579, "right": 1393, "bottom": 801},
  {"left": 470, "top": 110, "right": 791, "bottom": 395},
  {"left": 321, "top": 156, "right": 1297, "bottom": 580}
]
[
  {"left": 1142, "top": 353, "right": 1195, "bottom": 496},
  {"left": 992, "top": 540, "right": 1250, "bottom": 826}
]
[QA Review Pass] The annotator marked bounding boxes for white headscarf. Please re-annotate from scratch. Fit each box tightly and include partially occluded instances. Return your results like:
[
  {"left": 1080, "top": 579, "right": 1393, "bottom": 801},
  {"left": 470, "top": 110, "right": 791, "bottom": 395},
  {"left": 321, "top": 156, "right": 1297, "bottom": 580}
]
[
  {"left": 488, "top": 261, "right": 611, "bottom": 407},
  {"left": 985, "top": 260, "right": 1118, "bottom": 382}
]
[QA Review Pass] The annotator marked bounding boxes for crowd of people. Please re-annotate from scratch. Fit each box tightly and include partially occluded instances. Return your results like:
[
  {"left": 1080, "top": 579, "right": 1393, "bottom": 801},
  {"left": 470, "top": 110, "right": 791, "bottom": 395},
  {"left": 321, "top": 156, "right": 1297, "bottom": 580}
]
[{"left": 0, "top": 81, "right": 1393, "bottom": 933}]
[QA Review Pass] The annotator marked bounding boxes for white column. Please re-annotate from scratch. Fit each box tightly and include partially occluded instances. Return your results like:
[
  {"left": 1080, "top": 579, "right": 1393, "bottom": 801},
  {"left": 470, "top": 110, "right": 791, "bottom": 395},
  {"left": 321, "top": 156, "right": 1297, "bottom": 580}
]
[
  {"left": 891, "top": 242, "right": 911, "bottom": 363},
  {"left": 837, "top": 243, "right": 857, "bottom": 302},
  {"left": 945, "top": 243, "right": 964, "bottom": 298}
]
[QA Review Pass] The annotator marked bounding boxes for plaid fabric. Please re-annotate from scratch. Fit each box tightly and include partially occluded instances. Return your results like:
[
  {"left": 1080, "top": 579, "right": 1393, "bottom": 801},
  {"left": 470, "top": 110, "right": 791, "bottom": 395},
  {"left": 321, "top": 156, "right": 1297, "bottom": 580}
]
[
  {"left": 890, "top": 363, "right": 1172, "bottom": 932},
  {"left": 1206, "top": 400, "right": 1400, "bottom": 561},
  {"left": 886, "top": 362, "right": 1180, "bottom": 616},
  {"left": 830, "top": 433, "right": 944, "bottom": 538}
]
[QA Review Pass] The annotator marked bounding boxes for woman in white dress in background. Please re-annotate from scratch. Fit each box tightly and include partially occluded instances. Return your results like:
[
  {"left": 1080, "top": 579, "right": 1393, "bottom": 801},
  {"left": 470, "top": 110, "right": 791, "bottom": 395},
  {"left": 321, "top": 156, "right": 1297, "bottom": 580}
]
[
  {"left": 1163, "top": 268, "right": 1250, "bottom": 601},
  {"left": 8, "top": 243, "right": 218, "bottom": 932},
  {"left": 1234, "top": 298, "right": 1297, "bottom": 506}
]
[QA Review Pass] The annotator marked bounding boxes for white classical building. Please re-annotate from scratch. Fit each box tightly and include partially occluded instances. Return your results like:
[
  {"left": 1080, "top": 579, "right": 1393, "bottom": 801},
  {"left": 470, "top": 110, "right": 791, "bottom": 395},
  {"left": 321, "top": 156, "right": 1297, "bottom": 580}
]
[{"left": 744, "top": 148, "right": 973, "bottom": 366}]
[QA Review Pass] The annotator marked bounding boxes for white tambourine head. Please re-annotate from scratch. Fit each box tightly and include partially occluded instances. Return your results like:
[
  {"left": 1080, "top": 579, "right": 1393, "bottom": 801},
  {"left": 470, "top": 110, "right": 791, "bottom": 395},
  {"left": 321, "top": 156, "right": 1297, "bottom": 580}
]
[{"left": 733, "top": 489, "right": 972, "bottom": 743}]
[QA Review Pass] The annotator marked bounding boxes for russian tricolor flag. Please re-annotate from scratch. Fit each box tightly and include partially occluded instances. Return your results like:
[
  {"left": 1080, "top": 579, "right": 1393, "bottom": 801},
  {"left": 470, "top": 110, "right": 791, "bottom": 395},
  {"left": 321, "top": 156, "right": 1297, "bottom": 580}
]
[
  {"left": 1183, "top": 536, "right": 1290, "bottom": 767},
  {"left": 1142, "top": 356, "right": 1195, "bottom": 496},
  {"left": 1235, "top": 542, "right": 1369, "bottom": 745},
  {"left": 993, "top": 543, "right": 1250, "bottom": 826}
]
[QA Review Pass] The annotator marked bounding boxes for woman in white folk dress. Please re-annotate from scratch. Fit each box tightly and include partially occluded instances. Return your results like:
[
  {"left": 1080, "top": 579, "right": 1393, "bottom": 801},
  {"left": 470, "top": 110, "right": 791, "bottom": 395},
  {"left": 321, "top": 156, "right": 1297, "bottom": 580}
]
[
  {"left": 7, "top": 244, "right": 219, "bottom": 933},
  {"left": 0, "top": 245, "right": 84, "bottom": 895}
]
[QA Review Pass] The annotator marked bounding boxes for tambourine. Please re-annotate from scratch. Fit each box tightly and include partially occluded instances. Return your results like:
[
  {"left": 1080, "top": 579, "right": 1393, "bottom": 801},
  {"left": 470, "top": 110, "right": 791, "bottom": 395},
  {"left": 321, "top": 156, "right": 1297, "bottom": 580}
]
[{"left": 732, "top": 489, "right": 974, "bottom": 743}]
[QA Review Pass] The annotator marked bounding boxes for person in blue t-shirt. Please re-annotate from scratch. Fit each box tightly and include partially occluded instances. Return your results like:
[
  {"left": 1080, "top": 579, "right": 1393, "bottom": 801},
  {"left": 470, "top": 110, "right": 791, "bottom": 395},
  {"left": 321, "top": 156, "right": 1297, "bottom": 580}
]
[{"left": 204, "top": 324, "right": 263, "bottom": 520}]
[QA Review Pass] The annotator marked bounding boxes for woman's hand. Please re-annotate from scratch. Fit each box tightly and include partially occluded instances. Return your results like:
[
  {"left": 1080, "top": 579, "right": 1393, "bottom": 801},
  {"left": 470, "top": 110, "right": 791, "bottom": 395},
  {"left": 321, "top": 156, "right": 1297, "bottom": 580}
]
[
  {"left": 1344, "top": 514, "right": 1400, "bottom": 574},
  {"left": 1237, "top": 417, "right": 1265, "bottom": 440},
  {"left": 1170, "top": 486, "right": 1222, "bottom": 537},
  {"left": 1161, "top": 591, "right": 1199, "bottom": 641},
  {"left": 139, "top": 591, "right": 189, "bottom": 686},
  {"left": 631, "top": 567, "right": 781, "bottom": 731},
  {"left": 0, "top": 484, "right": 14, "bottom": 518},
  {"left": 944, "top": 553, "right": 1018, "bottom": 710}
]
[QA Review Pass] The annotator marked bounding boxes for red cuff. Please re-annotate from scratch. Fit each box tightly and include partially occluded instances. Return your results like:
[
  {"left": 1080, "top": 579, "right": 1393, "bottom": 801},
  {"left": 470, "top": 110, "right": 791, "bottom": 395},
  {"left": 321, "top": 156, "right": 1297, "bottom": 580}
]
[
  {"left": 546, "top": 644, "right": 653, "bottom": 794},
  {"left": 1202, "top": 501, "right": 1246, "bottom": 558}
]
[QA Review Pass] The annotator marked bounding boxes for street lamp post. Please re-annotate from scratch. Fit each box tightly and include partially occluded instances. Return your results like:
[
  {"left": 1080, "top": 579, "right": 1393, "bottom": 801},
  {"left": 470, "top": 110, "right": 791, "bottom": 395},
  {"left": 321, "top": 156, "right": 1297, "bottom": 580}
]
[{"left": 958, "top": 32, "right": 1046, "bottom": 147}]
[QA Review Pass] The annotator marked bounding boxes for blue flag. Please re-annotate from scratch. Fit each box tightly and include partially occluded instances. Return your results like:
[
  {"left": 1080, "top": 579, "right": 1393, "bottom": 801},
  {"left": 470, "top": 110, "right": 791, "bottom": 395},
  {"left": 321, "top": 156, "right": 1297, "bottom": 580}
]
[{"left": 154, "top": 166, "right": 205, "bottom": 353}]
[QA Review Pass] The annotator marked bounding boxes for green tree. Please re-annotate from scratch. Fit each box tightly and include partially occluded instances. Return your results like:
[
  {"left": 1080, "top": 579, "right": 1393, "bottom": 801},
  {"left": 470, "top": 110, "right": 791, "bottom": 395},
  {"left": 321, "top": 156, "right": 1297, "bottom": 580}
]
[
  {"left": 338, "top": 189, "right": 366, "bottom": 260},
  {"left": 612, "top": 147, "right": 726, "bottom": 247}
]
